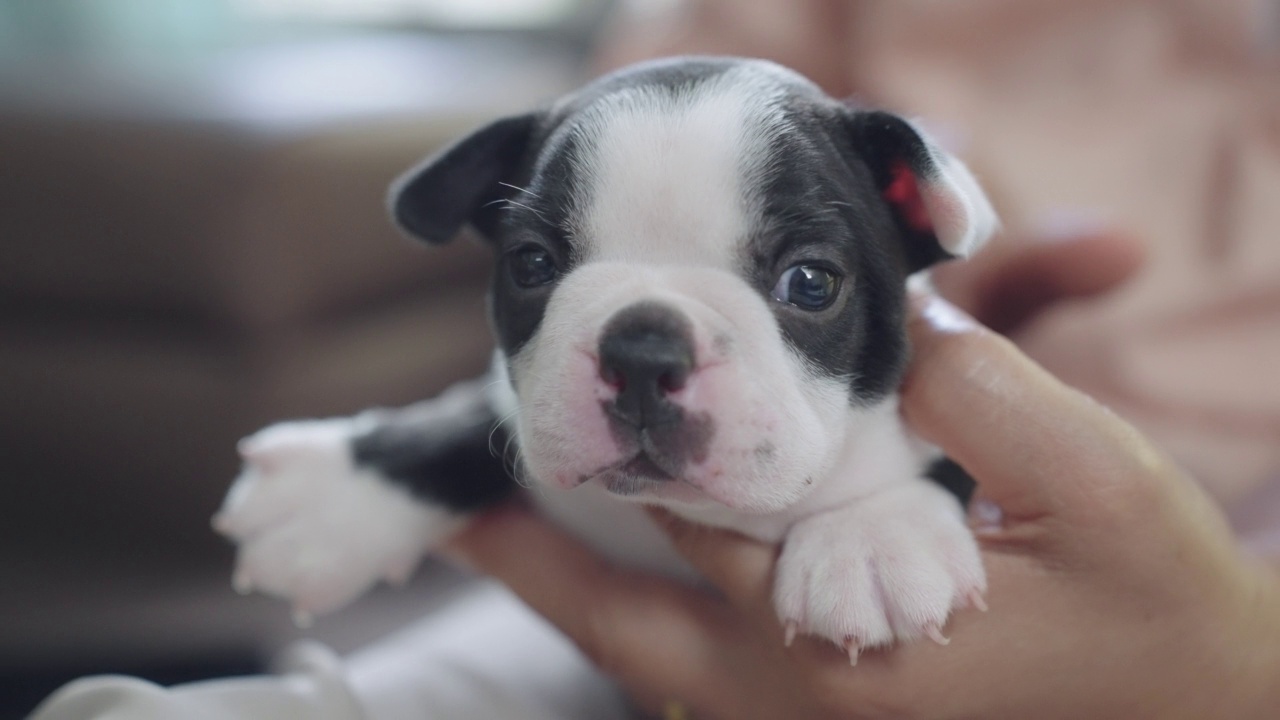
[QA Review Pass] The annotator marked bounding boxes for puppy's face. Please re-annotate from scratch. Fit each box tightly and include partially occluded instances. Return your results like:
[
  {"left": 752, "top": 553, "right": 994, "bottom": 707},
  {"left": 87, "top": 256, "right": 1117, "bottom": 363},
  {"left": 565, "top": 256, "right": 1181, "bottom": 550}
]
[{"left": 392, "top": 58, "right": 996, "bottom": 514}]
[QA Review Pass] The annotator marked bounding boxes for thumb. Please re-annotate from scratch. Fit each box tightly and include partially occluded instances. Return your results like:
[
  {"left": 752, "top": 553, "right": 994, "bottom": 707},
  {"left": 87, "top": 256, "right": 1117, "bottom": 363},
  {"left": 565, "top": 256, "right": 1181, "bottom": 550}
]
[
  {"left": 931, "top": 230, "right": 1145, "bottom": 334},
  {"left": 900, "top": 293, "right": 1167, "bottom": 523}
]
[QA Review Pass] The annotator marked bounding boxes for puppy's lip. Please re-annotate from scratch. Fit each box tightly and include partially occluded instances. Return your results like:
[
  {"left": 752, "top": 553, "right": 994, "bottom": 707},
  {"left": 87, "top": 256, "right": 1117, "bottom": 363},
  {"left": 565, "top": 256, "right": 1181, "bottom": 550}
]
[
  {"left": 621, "top": 453, "right": 675, "bottom": 480},
  {"left": 585, "top": 452, "right": 679, "bottom": 488},
  {"left": 591, "top": 450, "right": 679, "bottom": 484},
  {"left": 600, "top": 473, "right": 713, "bottom": 505}
]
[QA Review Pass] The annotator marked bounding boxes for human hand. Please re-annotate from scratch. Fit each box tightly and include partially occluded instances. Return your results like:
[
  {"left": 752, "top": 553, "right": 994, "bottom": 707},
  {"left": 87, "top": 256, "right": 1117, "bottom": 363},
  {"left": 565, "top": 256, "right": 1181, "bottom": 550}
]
[
  {"left": 446, "top": 234, "right": 1280, "bottom": 719},
  {"left": 929, "top": 228, "right": 1146, "bottom": 335}
]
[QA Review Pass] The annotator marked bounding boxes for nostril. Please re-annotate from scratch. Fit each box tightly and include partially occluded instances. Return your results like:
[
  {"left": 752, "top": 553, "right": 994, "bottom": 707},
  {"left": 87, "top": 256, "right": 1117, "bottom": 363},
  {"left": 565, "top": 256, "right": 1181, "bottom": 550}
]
[
  {"left": 657, "top": 368, "right": 687, "bottom": 394},
  {"left": 600, "top": 363, "right": 626, "bottom": 392}
]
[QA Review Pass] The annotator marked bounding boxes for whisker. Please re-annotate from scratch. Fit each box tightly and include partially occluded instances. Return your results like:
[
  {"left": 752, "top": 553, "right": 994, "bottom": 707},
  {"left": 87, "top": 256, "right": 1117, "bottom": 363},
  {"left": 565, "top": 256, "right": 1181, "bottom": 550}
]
[
  {"left": 499, "top": 181, "right": 541, "bottom": 199},
  {"left": 488, "top": 408, "right": 521, "bottom": 457},
  {"left": 503, "top": 199, "right": 552, "bottom": 225},
  {"left": 487, "top": 198, "right": 556, "bottom": 230},
  {"left": 504, "top": 436, "right": 535, "bottom": 489}
]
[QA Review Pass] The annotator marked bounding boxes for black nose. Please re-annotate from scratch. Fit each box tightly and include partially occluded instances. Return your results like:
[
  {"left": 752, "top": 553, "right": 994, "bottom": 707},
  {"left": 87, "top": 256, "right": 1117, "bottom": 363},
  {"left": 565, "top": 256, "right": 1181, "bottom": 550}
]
[{"left": 598, "top": 302, "right": 695, "bottom": 429}]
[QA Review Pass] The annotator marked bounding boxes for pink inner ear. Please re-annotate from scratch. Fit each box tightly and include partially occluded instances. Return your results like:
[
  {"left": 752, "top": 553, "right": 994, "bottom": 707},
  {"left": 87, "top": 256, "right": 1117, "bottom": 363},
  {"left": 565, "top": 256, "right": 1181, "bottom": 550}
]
[{"left": 883, "top": 162, "right": 934, "bottom": 234}]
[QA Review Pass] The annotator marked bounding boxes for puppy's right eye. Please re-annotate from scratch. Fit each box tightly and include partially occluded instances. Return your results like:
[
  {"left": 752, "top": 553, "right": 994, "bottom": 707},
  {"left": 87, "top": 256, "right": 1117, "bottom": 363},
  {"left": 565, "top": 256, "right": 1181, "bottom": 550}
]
[{"left": 508, "top": 246, "right": 559, "bottom": 288}]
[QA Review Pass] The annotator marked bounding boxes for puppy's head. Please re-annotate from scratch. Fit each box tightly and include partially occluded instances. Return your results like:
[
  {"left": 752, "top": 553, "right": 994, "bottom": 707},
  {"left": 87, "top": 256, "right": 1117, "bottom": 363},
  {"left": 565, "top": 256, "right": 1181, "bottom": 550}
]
[{"left": 391, "top": 57, "right": 997, "bottom": 514}]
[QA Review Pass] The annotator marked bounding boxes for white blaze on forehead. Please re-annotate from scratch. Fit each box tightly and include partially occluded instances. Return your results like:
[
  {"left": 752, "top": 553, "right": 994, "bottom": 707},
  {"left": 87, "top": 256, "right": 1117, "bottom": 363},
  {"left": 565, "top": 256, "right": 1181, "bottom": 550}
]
[{"left": 571, "top": 68, "right": 793, "bottom": 268}]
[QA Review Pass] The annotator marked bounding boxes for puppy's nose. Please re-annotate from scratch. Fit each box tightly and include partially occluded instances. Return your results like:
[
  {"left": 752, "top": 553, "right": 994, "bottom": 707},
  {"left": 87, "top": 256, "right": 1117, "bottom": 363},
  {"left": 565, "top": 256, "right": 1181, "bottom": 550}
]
[{"left": 598, "top": 302, "right": 695, "bottom": 429}]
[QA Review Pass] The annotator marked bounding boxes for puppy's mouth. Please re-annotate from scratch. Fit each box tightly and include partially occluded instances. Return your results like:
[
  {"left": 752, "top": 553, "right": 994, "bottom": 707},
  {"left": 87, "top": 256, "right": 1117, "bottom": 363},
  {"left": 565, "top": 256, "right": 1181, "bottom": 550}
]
[
  {"left": 620, "top": 453, "right": 674, "bottom": 481},
  {"left": 589, "top": 451, "right": 705, "bottom": 501}
]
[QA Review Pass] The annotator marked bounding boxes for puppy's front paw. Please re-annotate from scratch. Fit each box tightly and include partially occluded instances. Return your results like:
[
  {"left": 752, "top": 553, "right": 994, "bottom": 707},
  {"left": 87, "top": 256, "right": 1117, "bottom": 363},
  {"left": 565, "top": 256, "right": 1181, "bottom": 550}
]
[
  {"left": 212, "top": 420, "right": 463, "bottom": 620},
  {"left": 774, "top": 480, "right": 986, "bottom": 663}
]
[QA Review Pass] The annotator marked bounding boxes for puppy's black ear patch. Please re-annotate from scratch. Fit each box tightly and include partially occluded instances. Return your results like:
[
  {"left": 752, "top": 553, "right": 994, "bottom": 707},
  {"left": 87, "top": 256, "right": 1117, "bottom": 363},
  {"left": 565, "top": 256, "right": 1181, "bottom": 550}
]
[
  {"left": 389, "top": 112, "right": 539, "bottom": 244},
  {"left": 846, "top": 111, "right": 998, "bottom": 272}
]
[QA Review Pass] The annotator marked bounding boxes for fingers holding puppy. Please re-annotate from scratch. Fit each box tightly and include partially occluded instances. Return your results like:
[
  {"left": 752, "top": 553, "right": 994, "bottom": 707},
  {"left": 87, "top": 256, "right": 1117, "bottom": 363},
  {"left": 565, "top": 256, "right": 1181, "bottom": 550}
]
[{"left": 443, "top": 507, "right": 739, "bottom": 712}]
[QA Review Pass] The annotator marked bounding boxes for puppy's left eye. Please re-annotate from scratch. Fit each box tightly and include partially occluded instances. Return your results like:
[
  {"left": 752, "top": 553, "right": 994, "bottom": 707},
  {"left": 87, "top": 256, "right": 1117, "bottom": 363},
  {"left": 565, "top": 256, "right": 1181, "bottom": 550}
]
[{"left": 772, "top": 264, "right": 841, "bottom": 310}]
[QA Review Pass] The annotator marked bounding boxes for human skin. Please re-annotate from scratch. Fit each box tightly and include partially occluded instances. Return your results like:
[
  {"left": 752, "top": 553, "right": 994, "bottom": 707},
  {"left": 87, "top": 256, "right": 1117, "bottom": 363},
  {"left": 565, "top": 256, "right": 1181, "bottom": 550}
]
[{"left": 445, "top": 233, "right": 1280, "bottom": 719}]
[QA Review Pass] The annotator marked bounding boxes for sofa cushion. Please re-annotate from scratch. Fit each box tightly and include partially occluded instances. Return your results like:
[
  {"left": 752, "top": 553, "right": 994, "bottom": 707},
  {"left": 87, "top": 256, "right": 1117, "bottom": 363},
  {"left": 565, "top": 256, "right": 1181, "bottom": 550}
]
[{"left": 0, "top": 112, "right": 493, "bottom": 331}]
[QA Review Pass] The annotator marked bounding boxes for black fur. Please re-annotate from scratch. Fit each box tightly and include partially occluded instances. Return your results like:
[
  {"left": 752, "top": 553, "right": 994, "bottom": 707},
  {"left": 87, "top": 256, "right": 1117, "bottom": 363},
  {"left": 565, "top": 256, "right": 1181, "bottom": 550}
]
[
  {"left": 390, "top": 113, "right": 540, "bottom": 245},
  {"left": 925, "top": 457, "right": 977, "bottom": 506},
  {"left": 351, "top": 382, "right": 516, "bottom": 513},
  {"left": 744, "top": 96, "right": 915, "bottom": 401},
  {"left": 846, "top": 111, "right": 955, "bottom": 271}
]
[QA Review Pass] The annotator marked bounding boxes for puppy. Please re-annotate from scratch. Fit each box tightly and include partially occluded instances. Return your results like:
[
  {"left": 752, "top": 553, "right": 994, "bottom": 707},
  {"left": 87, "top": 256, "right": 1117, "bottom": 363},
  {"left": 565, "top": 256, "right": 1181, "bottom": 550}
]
[{"left": 213, "top": 56, "right": 998, "bottom": 663}]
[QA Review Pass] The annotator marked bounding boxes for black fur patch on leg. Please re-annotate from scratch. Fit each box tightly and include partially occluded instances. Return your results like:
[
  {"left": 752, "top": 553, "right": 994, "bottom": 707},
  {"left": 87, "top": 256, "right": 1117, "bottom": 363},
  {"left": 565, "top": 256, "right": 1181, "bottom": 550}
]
[
  {"left": 351, "top": 379, "right": 517, "bottom": 513},
  {"left": 926, "top": 456, "right": 975, "bottom": 507}
]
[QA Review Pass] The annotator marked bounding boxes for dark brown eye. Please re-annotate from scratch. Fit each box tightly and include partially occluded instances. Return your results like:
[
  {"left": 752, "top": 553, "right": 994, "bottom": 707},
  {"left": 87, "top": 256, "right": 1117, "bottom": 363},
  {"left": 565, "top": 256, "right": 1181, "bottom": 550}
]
[
  {"left": 509, "top": 246, "right": 558, "bottom": 288},
  {"left": 771, "top": 264, "right": 841, "bottom": 310}
]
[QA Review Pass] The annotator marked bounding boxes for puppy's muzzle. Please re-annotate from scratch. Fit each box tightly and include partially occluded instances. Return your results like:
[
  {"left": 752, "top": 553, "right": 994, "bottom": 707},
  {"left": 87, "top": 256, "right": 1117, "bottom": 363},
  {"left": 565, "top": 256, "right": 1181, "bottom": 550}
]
[{"left": 598, "top": 301, "right": 694, "bottom": 433}]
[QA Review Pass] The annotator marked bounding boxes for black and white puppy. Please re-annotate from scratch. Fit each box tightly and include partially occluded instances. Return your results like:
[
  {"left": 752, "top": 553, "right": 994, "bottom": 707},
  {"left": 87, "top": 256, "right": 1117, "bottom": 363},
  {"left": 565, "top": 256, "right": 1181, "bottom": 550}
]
[{"left": 213, "top": 56, "right": 999, "bottom": 663}]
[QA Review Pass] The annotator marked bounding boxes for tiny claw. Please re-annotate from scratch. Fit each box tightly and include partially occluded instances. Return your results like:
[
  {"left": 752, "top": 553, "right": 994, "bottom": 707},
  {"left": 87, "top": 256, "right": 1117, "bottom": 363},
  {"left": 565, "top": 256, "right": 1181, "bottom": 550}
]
[
  {"left": 783, "top": 621, "right": 798, "bottom": 648},
  {"left": 968, "top": 591, "right": 989, "bottom": 613},
  {"left": 233, "top": 572, "right": 253, "bottom": 595},
  {"left": 925, "top": 625, "right": 951, "bottom": 646},
  {"left": 237, "top": 439, "right": 279, "bottom": 474},
  {"left": 292, "top": 608, "right": 314, "bottom": 629},
  {"left": 842, "top": 635, "right": 860, "bottom": 667},
  {"left": 211, "top": 513, "right": 230, "bottom": 534}
]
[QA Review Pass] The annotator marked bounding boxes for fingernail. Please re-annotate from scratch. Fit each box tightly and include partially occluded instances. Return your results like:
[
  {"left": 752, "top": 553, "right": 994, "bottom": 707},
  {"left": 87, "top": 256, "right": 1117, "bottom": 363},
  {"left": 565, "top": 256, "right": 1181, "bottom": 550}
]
[
  {"left": 970, "top": 497, "right": 1004, "bottom": 534},
  {"left": 1033, "top": 208, "right": 1113, "bottom": 243},
  {"left": 905, "top": 272, "right": 936, "bottom": 298},
  {"left": 912, "top": 293, "right": 979, "bottom": 334}
]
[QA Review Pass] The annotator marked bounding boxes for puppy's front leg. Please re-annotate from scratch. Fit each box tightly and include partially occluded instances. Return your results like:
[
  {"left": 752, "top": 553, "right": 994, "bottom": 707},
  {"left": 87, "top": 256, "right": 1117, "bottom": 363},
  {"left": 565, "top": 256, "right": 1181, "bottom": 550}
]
[
  {"left": 773, "top": 478, "right": 987, "bottom": 663},
  {"left": 212, "top": 376, "right": 515, "bottom": 621}
]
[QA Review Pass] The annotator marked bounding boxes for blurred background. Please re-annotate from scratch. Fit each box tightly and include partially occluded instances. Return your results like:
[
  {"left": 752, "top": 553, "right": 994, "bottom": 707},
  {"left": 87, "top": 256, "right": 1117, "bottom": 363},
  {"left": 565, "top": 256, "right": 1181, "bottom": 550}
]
[
  {"left": 3, "top": 0, "right": 1279, "bottom": 717},
  {"left": 0, "top": 1, "right": 616, "bottom": 715}
]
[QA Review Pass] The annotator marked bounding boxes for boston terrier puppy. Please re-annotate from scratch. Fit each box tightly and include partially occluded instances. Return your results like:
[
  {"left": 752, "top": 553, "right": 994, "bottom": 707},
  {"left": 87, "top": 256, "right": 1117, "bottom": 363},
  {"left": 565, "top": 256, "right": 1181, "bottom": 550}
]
[{"left": 213, "top": 56, "right": 999, "bottom": 664}]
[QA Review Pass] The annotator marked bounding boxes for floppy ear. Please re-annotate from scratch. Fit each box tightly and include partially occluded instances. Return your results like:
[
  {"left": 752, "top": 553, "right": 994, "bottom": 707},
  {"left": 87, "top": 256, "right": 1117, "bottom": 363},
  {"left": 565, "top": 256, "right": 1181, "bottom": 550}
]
[
  {"left": 846, "top": 110, "right": 999, "bottom": 272},
  {"left": 389, "top": 112, "right": 540, "bottom": 244}
]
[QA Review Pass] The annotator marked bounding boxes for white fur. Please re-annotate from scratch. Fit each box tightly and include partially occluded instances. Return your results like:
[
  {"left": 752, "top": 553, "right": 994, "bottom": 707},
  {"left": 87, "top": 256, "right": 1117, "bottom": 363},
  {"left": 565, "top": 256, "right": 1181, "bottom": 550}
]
[
  {"left": 569, "top": 65, "right": 793, "bottom": 268},
  {"left": 213, "top": 419, "right": 463, "bottom": 619},
  {"left": 774, "top": 476, "right": 987, "bottom": 653}
]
